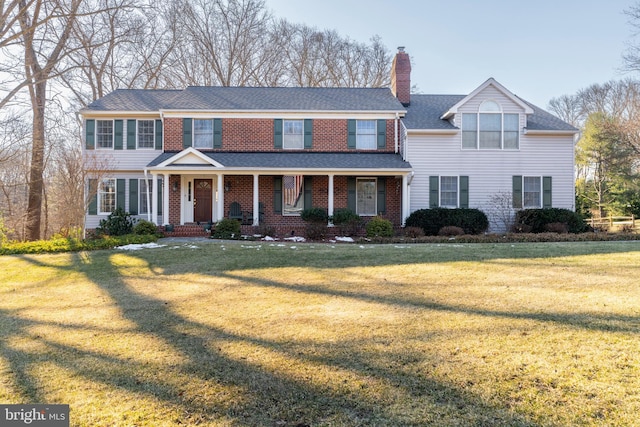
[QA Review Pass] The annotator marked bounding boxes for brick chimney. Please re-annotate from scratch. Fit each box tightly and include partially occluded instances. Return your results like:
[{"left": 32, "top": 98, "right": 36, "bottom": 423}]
[{"left": 391, "top": 47, "right": 411, "bottom": 106}]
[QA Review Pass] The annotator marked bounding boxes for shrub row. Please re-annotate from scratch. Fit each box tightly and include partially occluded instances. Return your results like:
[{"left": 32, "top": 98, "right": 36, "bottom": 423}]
[
  {"left": 406, "top": 208, "right": 489, "bottom": 236},
  {"left": 0, "top": 234, "right": 158, "bottom": 255},
  {"left": 514, "top": 208, "right": 588, "bottom": 234}
]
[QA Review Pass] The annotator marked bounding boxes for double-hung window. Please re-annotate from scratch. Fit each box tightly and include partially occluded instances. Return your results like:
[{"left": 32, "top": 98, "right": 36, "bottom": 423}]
[
  {"left": 462, "top": 101, "right": 519, "bottom": 149},
  {"left": 137, "top": 120, "right": 155, "bottom": 149},
  {"left": 356, "top": 120, "right": 377, "bottom": 150},
  {"left": 523, "top": 176, "right": 541, "bottom": 208},
  {"left": 283, "top": 120, "right": 304, "bottom": 149},
  {"left": 96, "top": 120, "right": 113, "bottom": 149},
  {"left": 194, "top": 119, "right": 214, "bottom": 148},
  {"left": 98, "top": 178, "right": 116, "bottom": 214},
  {"left": 440, "top": 176, "right": 459, "bottom": 208},
  {"left": 356, "top": 178, "right": 377, "bottom": 215}
]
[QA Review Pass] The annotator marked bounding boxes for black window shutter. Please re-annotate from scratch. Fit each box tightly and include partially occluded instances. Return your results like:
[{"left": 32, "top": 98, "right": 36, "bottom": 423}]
[
  {"left": 116, "top": 179, "right": 126, "bottom": 210},
  {"left": 304, "top": 176, "right": 313, "bottom": 209},
  {"left": 543, "top": 176, "right": 552, "bottom": 208},
  {"left": 377, "top": 177, "right": 386, "bottom": 214},
  {"left": 155, "top": 119, "right": 163, "bottom": 150},
  {"left": 429, "top": 176, "right": 439, "bottom": 208},
  {"left": 274, "top": 119, "right": 283, "bottom": 149},
  {"left": 347, "top": 177, "right": 356, "bottom": 211},
  {"left": 512, "top": 176, "right": 523, "bottom": 208},
  {"left": 157, "top": 179, "right": 163, "bottom": 215},
  {"left": 347, "top": 120, "right": 356, "bottom": 149},
  {"left": 129, "top": 179, "right": 138, "bottom": 215},
  {"left": 85, "top": 120, "right": 95, "bottom": 150},
  {"left": 459, "top": 176, "right": 469, "bottom": 208},
  {"left": 88, "top": 179, "right": 97, "bottom": 215},
  {"left": 183, "top": 118, "right": 192, "bottom": 148},
  {"left": 114, "top": 120, "right": 124, "bottom": 150},
  {"left": 273, "top": 176, "right": 283, "bottom": 214},
  {"left": 377, "top": 120, "right": 386, "bottom": 149},
  {"left": 214, "top": 118, "right": 222, "bottom": 148},
  {"left": 127, "top": 120, "right": 136, "bottom": 149},
  {"left": 304, "top": 119, "right": 313, "bottom": 149}
]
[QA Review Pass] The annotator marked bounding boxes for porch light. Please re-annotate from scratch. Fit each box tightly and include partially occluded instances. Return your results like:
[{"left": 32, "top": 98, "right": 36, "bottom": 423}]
[
  {"left": 224, "top": 181, "right": 231, "bottom": 192},
  {"left": 172, "top": 181, "right": 178, "bottom": 192}
]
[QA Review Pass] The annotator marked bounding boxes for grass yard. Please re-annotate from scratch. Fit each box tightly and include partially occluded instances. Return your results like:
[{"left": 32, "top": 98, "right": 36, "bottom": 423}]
[{"left": 1, "top": 239, "right": 639, "bottom": 426}]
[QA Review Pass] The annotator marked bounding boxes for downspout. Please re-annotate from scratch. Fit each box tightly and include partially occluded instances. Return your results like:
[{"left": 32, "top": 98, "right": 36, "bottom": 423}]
[{"left": 394, "top": 112, "right": 399, "bottom": 153}]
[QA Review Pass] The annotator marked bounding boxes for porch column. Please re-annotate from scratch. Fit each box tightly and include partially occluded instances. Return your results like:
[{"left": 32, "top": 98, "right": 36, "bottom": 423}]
[
  {"left": 252, "top": 174, "right": 259, "bottom": 226},
  {"left": 217, "top": 174, "right": 224, "bottom": 221},
  {"left": 402, "top": 173, "right": 409, "bottom": 226},
  {"left": 151, "top": 172, "right": 158, "bottom": 225},
  {"left": 327, "top": 174, "right": 335, "bottom": 226},
  {"left": 163, "top": 173, "right": 170, "bottom": 225}
]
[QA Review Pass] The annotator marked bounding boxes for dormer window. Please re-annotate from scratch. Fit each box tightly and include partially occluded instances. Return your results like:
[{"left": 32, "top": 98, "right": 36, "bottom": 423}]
[{"left": 461, "top": 100, "right": 519, "bottom": 150}]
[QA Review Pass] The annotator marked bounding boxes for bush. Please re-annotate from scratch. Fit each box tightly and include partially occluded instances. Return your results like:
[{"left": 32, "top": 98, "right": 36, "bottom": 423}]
[
  {"left": 305, "top": 222, "right": 327, "bottom": 240},
  {"left": 365, "top": 216, "right": 393, "bottom": 237},
  {"left": 514, "top": 208, "right": 588, "bottom": 234},
  {"left": 0, "top": 234, "right": 158, "bottom": 255},
  {"left": 438, "top": 226, "right": 465, "bottom": 236},
  {"left": 544, "top": 222, "right": 568, "bottom": 234},
  {"left": 134, "top": 219, "right": 160, "bottom": 236},
  {"left": 331, "top": 208, "right": 362, "bottom": 236},
  {"left": 212, "top": 218, "right": 241, "bottom": 239},
  {"left": 403, "top": 226, "right": 425, "bottom": 238},
  {"left": 95, "top": 207, "right": 134, "bottom": 236},
  {"left": 405, "top": 208, "right": 489, "bottom": 236},
  {"left": 300, "top": 207, "right": 328, "bottom": 223}
]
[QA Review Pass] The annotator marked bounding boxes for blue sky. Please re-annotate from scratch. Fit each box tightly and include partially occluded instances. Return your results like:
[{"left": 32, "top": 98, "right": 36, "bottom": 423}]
[{"left": 266, "top": 0, "right": 636, "bottom": 109}]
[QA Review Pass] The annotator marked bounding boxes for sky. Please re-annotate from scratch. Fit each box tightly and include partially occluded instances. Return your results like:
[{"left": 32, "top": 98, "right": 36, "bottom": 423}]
[{"left": 265, "top": 0, "right": 636, "bottom": 109}]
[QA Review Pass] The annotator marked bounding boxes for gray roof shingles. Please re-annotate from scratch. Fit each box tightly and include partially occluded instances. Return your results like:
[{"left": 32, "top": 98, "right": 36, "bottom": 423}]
[
  {"left": 148, "top": 151, "right": 412, "bottom": 170},
  {"left": 403, "top": 94, "right": 578, "bottom": 132},
  {"left": 82, "top": 87, "right": 406, "bottom": 112},
  {"left": 82, "top": 87, "right": 576, "bottom": 133}
]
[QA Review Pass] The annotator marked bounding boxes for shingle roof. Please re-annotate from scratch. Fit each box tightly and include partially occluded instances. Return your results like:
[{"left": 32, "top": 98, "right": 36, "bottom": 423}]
[
  {"left": 403, "top": 94, "right": 578, "bottom": 132},
  {"left": 148, "top": 151, "right": 412, "bottom": 170},
  {"left": 82, "top": 87, "right": 406, "bottom": 113},
  {"left": 82, "top": 89, "right": 182, "bottom": 112}
]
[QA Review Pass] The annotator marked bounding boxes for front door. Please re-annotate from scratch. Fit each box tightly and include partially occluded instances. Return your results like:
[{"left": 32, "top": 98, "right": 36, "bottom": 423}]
[{"left": 194, "top": 179, "right": 213, "bottom": 223}]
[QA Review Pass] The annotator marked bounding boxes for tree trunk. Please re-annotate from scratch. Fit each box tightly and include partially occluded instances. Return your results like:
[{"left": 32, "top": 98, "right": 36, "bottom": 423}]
[{"left": 25, "top": 80, "right": 46, "bottom": 241}]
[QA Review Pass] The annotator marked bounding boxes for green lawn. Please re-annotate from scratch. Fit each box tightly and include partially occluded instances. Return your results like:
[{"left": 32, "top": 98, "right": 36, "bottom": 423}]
[{"left": 1, "top": 240, "right": 639, "bottom": 426}]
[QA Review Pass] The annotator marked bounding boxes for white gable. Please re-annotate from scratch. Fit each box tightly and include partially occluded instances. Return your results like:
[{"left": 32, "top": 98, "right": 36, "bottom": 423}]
[
  {"left": 156, "top": 147, "right": 224, "bottom": 168},
  {"left": 441, "top": 78, "right": 534, "bottom": 119}
]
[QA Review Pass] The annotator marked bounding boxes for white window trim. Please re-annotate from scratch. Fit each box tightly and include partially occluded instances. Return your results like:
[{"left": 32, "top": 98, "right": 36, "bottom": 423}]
[
  {"left": 283, "top": 119, "right": 304, "bottom": 150},
  {"left": 439, "top": 176, "right": 459, "bottom": 208},
  {"left": 356, "top": 120, "right": 377, "bottom": 150},
  {"left": 137, "top": 119, "right": 156, "bottom": 150},
  {"left": 523, "top": 176, "right": 542, "bottom": 209},
  {"left": 98, "top": 178, "right": 116, "bottom": 215},
  {"left": 461, "top": 100, "right": 520, "bottom": 150},
  {"left": 193, "top": 119, "right": 214, "bottom": 149},
  {"left": 356, "top": 177, "right": 377, "bottom": 216},
  {"left": 96, "top": 119, "right": 114, "bottom": 150}
]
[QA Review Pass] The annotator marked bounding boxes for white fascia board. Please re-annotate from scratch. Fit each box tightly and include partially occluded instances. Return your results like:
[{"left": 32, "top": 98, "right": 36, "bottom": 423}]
[
  {"left": 79, "top": 111, "right": 161, "bottom": 118},
  {"left": 406, "top": 128, "right": 459, "bottom": 135},
  {"left": 160, "top": 110, "right": 406, "bottom": 119},
  {"left": 145, "top": 166, "right": 412, "bottom": 176},
  {"left": 440, "top": 77, "right": 534, "bottom": 119},
  {"left": 156, "top": 147, "right": 225, "bottom": 168},
  {"left": 523, "top": 129, "right": 579, "bottom": 136}
]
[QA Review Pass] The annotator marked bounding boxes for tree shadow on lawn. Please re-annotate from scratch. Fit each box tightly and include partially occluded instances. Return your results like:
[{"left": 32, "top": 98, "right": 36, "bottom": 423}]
[{"left": 0, "top": 252, "right": 544, "bottom": 426}]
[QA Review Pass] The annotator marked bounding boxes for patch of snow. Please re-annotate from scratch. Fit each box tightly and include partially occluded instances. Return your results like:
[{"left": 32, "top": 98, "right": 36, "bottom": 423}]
[
  {"left": 116, "top": 242, "right": 166, "bottom": 251},
  {"left": 335, "top": 236, "right": 354, "bottom": 243},
  {"left": 263, "top": 236, "right": 277, "bottom": 241},
  {"left": 359, "top": 245, "right": 365, "bottom": 249},
  {"left": 284, "top": 236, "right": 306, "bottom": 242}
]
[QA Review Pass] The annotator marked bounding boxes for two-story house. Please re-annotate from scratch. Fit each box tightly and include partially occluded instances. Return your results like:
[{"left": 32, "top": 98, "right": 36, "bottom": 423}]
[{"left": 81, "top": 48, "right": 577, "bottom": 236}]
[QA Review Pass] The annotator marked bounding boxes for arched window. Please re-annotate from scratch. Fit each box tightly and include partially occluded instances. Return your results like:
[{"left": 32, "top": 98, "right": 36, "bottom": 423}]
[{"left": 461, "top": 100, "right": 519, "bottom": 150}]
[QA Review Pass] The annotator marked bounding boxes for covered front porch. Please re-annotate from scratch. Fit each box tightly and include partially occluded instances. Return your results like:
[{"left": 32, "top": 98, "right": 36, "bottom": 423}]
[{"left": 146, "top": 148, "right": 413, "bottom": 231}]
